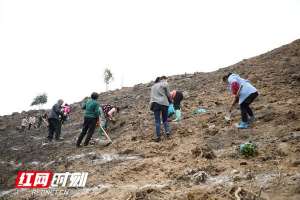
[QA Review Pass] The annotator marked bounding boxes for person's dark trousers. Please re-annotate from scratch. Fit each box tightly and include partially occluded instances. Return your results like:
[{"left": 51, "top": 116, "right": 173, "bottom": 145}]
[
  {"left": 58, "top": 121, "right": 62, "bottom": 137},
  {"left": 47, "top": 118, "right": 61, "bottom": 140},
  {"left": 153, "top": 103, "right": 170, "bottom": 139},
  {"left": 37, "top": 119, "right": 42, "bottom": 128},
  {"left": 28, "top": 123, "right": 32, "bottom": 130},
  {"left": 240, "top": 92, "right": 259, "bottom": 123},
  {"left": 76, "top": 117, "right": 97, "bottom": 146},
  {"left": 60, "top": 115, "right": 67, "bottom": 125}
]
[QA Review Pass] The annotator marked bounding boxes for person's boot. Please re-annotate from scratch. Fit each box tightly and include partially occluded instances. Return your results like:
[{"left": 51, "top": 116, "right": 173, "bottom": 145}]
[
  {"left": 76, "top": 140, "right": 82, "bottom": 147},
  {"left": 166, "top": 133, "right": 171, "bottom": 139},
  {"left": 235, "top": 121, "right": 249, "bottom": 129},
  {"left": 163, "top": 122, "right": 170, "bottom": 135},
  {"left": 55, "top": 137, "right": 64, "bottom": 141},
  {"left": 76, "top": 137, "right": 81, "bottom": 146},
  {"left": 83, "top": 137, "right": 91, "bottom": 146},
  {"left": 43, "top": 137, "right": 52, "bottom": 145},
  {"left": 249, "top": 116, "right": 256, "bottom": 124}
]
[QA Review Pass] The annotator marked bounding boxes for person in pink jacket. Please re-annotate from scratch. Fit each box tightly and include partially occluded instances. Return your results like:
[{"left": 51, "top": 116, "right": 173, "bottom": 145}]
[{"left": 61, "top": 103, "right": 71, "bottom": 124}]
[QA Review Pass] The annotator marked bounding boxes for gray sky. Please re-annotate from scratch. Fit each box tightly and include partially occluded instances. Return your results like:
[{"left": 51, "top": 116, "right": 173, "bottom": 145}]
[{"left": 0, "top": 0, "right": 300, "bottom": 115}]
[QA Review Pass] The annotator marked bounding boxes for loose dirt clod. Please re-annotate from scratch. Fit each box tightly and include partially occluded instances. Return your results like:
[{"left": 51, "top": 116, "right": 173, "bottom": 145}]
[{"left": 191, "top": 144, "right": 216, "bottom": 159}]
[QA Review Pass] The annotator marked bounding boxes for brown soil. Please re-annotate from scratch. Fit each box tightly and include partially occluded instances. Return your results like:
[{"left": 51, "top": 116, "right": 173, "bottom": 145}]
[{"left": 0, "top": 39, "right": 300, "bottom": 200}]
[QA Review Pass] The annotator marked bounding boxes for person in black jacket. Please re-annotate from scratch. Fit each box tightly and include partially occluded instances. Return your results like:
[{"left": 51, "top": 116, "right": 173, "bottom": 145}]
[
  {"left": 169, "top": 90, "right": 184, "bottom": 121},
  {"left": 47, "top": 99, "right": 64, "bottom": 141}
]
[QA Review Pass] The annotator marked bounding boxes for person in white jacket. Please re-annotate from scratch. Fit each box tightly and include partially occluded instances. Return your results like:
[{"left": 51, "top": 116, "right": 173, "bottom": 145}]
[
  {"left": 223, "top": 73, "right": 259, "bottom": 129},
  {"left": 21, "top": 117, "right": 29, "bottom": 132}
]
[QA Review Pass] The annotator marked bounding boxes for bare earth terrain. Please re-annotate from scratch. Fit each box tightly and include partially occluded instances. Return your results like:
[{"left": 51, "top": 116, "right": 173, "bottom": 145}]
[{"left": 0, "top": 39, "right": 300, "bottom": 200}]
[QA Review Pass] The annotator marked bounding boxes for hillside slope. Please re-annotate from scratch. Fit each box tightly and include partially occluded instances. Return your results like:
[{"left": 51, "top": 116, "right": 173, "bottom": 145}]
[{"left": 0, "top": 39, "right": 300, "bottom": 200}]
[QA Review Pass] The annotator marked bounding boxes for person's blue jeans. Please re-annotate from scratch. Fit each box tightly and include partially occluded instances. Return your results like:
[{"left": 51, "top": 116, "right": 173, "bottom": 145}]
[{"left": 153, "top": 104, "right": 170, "bottom": 138}]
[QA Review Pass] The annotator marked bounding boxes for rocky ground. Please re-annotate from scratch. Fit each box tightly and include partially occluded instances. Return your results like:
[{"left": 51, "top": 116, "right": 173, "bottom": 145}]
[{"left": 0, "top": 39, "right": 300, "bottom": 200}]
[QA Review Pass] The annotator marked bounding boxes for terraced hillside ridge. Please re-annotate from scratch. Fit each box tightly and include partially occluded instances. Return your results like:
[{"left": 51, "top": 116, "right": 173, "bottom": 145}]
[{"left": 0, "top": 39, "right": 300, "bottom": 200}]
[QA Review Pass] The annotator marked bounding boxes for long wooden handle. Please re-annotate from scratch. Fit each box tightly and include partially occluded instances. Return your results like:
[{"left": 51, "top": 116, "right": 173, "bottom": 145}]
[{"left": 100, "top": 126, "right": 112, "bottom": 142}]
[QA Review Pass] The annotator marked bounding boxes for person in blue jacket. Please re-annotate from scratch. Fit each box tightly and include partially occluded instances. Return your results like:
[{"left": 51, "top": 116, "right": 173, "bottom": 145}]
[{"left": 223, "top": 73, "right": 258, "bottom": 129}]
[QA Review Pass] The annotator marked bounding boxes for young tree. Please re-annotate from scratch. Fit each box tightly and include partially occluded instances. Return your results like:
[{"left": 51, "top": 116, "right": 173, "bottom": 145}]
[
  {"left": 104, "top": 68, "right": 113, "bottom": 91},
  {"left": 31, "top": 93, "right": 48, "bottom": 109}
]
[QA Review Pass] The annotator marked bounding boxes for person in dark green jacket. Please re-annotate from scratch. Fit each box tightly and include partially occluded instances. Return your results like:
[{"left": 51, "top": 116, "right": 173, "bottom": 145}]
[{"left": 76, "top": 92, "right": 100, "bottom": 147}]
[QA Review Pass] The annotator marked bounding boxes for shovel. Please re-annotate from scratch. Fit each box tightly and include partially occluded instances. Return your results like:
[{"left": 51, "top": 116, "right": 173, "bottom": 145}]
[
  {"left": 224, "top": 112, "right": 231, "bottom": 121},
  {"left": 98, "top": 126, "right": 112, "bottom": 144}
]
